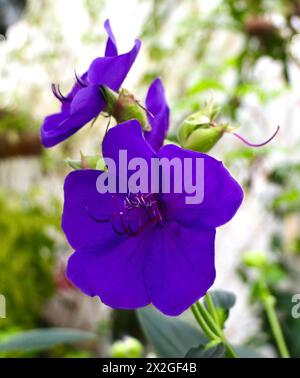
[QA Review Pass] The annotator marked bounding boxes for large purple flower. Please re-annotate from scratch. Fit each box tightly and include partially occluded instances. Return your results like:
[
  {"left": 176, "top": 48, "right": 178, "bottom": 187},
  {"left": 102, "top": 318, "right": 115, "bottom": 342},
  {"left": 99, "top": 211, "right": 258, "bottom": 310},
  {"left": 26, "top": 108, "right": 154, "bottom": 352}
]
[
  {"left": 62, "top": 120, "right": 243, "bottom": 316},
  {"left": 41, "top": 20, "right": 141, "bottom": 147}
]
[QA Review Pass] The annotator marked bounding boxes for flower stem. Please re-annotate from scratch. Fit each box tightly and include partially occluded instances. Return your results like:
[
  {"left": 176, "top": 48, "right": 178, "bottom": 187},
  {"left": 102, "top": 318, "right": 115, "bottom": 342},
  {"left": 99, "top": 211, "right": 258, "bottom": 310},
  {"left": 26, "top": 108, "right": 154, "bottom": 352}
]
[
  {"left": 191, "top": 304, "right": 220, "bottom": 341},
  {"left": 262, "top": 295, "right": 290, "bottom": 358},
  {"left": 190, "top": 296, "right": 238, "bottom": 358},
  {"left": 222, "top": 340, "right": 238, "bottom": 358},
  {"left": 205, "top": 293, "right": 220, "bottom": 325},
  {"left": 196, "top": 301, "right": 222, "bottom": 336}
]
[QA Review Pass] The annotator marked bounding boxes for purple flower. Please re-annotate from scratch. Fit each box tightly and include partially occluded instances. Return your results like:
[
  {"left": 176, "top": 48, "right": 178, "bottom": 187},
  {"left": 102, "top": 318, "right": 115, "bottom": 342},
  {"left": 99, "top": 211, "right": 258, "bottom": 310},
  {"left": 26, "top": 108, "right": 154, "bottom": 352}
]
[
  {"left": 41, "top": 20, "right": 141, "bottom": 147},
  {"left": 62, "top": 120, "right": 243, "bottom": 316}
]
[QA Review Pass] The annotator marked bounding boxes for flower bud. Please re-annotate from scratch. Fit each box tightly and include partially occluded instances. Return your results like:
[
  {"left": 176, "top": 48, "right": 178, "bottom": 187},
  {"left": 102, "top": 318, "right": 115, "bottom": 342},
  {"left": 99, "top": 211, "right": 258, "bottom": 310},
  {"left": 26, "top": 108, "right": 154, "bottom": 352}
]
[
  {"left": 177, "top": 99, "right": 228, "bottom": 153},
  {"left": 181, "top": 124, "right": 227, "bottom": 153},
  {"left": 111, "top": 336, "right": 144, "bottom": 358},
  {"left": 178, "top": 100, "right": 279, "bottom": 153},
  {"left": 177, "top": 112, "right": 211, "bottom": 147},
  {"left": 100, "top": 86, "right": 151, "bottom": 131}
]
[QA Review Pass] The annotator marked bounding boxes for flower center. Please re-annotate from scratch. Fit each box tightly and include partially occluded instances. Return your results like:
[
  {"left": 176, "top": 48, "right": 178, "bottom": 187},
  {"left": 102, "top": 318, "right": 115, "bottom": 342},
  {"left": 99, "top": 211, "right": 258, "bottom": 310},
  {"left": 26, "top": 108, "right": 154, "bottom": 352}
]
[
  {"left": 124, "top": 193, "right": 164, "bottom": 225},
  {"left": 86, "top": 193, "right": 164, "bottom": 237},
  {"left": 112, "top": 193, "right": 164, "bottom": 236}
]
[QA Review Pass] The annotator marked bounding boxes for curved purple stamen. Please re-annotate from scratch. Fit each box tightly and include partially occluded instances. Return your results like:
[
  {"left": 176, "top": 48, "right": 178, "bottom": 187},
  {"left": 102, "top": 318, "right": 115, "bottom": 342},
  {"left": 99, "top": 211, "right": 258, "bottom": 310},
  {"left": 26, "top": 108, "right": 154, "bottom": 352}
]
[
  {"left": 125, "top": 193, "right": 163, "bottom": 225},
  {"left": 51, "top": 83, "right": 71, "bottom": 103},
  {"left": 125, "top": 195, "right": 140, "bottom": 209},
  {"left": 85, "top": 206, "right": 110, "bottom": 223},
  {"left": 86, "top": 194, "right": 164, "bottom": 237},
  {"left": 120, "top": 211, "right": 140, "bottom": 236},
  {"left": 233, "top": 126, "right": 280, "bottom": 147},
  {"left": 126, "top": 193, "right": 154, "bottom": 209},
  {"left": 74, "top": 71, "right": 88, "bottom": 88},
  {"left": 86, "top": 205, "right": 141, "bottom": 237},
  {"left": 111, "top": 212, "right": 127, "bottom": 236}
]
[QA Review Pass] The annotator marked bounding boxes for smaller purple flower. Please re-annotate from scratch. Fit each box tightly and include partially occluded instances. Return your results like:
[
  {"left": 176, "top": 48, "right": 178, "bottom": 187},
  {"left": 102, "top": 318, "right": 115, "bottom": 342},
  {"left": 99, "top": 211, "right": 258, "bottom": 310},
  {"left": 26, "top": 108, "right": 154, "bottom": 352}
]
[
  {"left": 41, "top": 20, "right": 141, "bottom": 147},
  {"left": 62, "top": 120, "right": 243, "bottom": 316}
]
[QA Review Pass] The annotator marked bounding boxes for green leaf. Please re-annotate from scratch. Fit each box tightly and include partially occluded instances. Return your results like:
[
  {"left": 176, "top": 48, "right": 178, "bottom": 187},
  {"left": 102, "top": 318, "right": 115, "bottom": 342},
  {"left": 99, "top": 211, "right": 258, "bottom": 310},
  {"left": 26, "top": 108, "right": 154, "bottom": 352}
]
[
  {"left": 137, "top": 306, "right": 207, "bottom": 358},
  {"left": 206, "top": 290, "right": 236, "bottom": 310},
  {"left": 0, "top": 328, "right": 97, "bottom": 352},
  {"left": 234, "top": 346, "right": 263, "bottom": 358},
  {"left": 185, "top": 343, "right": 225, "bottom": 358}
]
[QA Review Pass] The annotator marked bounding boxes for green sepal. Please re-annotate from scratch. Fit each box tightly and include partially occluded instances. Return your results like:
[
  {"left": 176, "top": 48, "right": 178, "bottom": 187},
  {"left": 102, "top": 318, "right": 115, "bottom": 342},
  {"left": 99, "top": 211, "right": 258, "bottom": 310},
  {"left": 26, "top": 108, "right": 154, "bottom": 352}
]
[
  {"left": 66, "top": 153, "right": 105, "bottom": 170},
  {"left": 100, "top": 86, "right": 151, "bottom": 131}
]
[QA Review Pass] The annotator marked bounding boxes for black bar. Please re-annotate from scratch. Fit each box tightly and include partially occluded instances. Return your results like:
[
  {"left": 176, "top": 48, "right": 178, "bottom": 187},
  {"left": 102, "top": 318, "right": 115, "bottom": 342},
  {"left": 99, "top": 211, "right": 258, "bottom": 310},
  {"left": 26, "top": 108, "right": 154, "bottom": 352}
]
[{"left": 0, "top": 357, "right": 297, "bottom": 376}]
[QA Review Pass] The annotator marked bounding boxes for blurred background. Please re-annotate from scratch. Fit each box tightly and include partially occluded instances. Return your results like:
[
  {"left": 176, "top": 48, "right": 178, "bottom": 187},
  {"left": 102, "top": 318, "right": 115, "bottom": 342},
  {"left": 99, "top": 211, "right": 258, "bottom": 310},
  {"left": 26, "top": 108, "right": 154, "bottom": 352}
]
[{"left": 0, "top": 0, "right": 300, "bottom": 358}]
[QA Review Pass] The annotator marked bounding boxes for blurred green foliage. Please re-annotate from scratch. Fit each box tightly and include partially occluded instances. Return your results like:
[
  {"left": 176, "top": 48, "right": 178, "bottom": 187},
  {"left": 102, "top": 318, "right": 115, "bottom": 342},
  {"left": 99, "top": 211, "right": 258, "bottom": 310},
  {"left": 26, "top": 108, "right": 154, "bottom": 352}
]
[
  {"left": 0, "top": 109, "right": 38, "bottom": 135},
  {"left": 0, "top": 190, "right": 60, "bottom": 330},
  {"left": 269, "top": 163, "right": 300, "bottom": 216},
  {"left": 140, "top": 0, "right": 297, "bottom": 124}
]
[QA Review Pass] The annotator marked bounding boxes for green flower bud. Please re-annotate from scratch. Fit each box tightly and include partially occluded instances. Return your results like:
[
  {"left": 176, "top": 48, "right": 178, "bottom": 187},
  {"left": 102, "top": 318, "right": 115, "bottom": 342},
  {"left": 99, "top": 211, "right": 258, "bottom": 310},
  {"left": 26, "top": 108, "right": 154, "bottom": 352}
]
[
  {"left": 177, "top": 112, "right": 211, "bottom": 147},
  {"left": 182, "top": 124, "right": 227, "bottom": 153},
  {"left": 111, "top": 336, "right": 144, "bottom": 358},
  {"left": 177, "top": 99, "right": 230, "bottom": 153},
  {"left": 100, "top": 86, "right": 151, "bottom": 131}
]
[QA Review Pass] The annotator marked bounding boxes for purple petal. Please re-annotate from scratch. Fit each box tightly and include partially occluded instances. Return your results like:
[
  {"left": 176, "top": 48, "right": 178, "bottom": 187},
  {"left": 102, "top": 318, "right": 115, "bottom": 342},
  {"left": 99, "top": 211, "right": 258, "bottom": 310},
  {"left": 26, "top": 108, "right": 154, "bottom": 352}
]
[
  {"left": 70, "top": 85, "right": 105, "bottom": 116},
  {"left": 41, "top": 86, "right": 105, "bottom": 148},
  {"left": 66, "top": 235, "right": 150, "bottom": 309},
  {"left": 144, "top": 78, "right": 170, "bottom": 151},
  {"left": 88, "top": 39, "right": 141, "bottom": 91},
  {"left": 62, "top": 170, "right": 121, "bottom": 249},
  {"left": 104, "top": 19, "right": 118, "bottom": 57},
  {"left": 159, "top": 144, "right": 244, "bottom": 229},
  {"left": 41, "top": 111, "right": 70, "bottom": 148},
  {"left": 145, "top": 221, "right": 216, "bottom": 316},
  {"left": 102, "top": 119, "right": 157, "bottom": 168},
  {"left": 61, "top": 72, "right": 89, "bottom": 113}
]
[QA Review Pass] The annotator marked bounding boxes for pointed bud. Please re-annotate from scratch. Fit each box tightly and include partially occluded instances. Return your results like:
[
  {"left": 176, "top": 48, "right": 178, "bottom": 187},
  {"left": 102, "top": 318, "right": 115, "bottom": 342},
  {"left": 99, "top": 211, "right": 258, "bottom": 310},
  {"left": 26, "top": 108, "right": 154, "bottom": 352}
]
[
  {"left": 182, "top": 124, "right": 227, "bottom": 153},
  {"left": 177, "top": 98, "right": 226, "bottom": 153},
  {"left": 100, "top": 86, "right": 151, "bottom": 131},
  {"left": 177, "top": 112, "right": 211, "bottom": 147}
]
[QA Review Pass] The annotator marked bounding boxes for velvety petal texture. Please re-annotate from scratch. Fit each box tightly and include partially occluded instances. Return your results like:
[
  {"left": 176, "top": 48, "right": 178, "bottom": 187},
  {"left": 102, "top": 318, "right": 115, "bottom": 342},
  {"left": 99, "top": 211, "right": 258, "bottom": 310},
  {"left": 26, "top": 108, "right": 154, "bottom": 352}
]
[
  {"left": 144, "top": 222, "right": 216, "bottom": 316},
  {"left": 41, "top": 19, "right": 141, "bottom": 148},
  {"left": 144, "top": 78, "right": 170, "bottom": 151},
  {"left": 102, "top": 119, "right": 157, "bottom": 192},
  {"left": 42, "top": 87, "right": 105, "bottom": 148},
  {"left": 159, "top": 144, "right": 244, "bottom": 229},
  {"left": 104, "top": 19, "right": 118, "bottom": 57},
  {"left": 62, "top": 170, "right": 118, "bottom": 249},
  {"left": 62, "top": 120, "right": 243, "bottom": 316},
  {"left": 102, "top": 119, "right": 157, "bottom": 168},
  {"left": 67, "top": 236, "right": 150, "bottom": 309},
  {"left": 87, "top": 39, "right": 141, "bottom": 91}
]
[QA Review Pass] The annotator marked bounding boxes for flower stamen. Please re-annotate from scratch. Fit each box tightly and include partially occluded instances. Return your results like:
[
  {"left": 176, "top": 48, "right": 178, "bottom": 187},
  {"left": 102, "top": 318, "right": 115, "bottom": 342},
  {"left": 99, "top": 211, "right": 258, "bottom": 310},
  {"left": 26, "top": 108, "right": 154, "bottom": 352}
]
[
  {"left": 86, "top": 193, "right": 164, "bottom": 237},
  {"left": 74, "top": 70, "right": 88, "bottom": 88},
  {"left": 51, "top": 83, "right": 71, "bottom": 103},
  {"left": 232, "top": 125, "right": 280, "bottom": 147}
]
